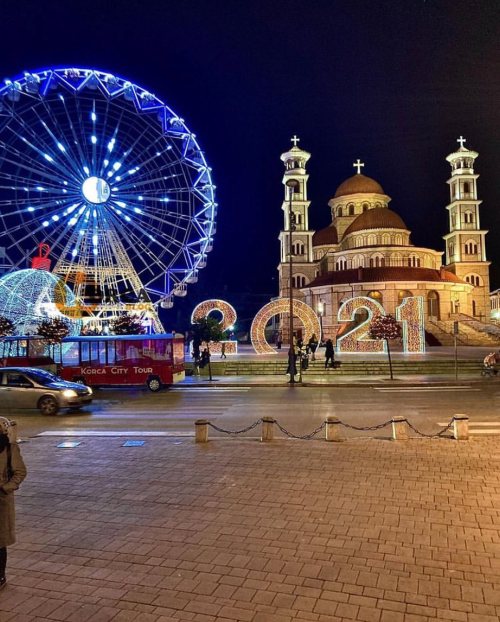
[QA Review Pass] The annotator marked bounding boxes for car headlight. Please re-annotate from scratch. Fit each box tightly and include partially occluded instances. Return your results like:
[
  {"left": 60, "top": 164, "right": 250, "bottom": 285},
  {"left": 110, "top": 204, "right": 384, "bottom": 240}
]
[
  {"left": 87, "top": 387, "right": 93, "bottom": 395},
  {"left": 62, "top": 389, "right": 77, "bottom": 398}
]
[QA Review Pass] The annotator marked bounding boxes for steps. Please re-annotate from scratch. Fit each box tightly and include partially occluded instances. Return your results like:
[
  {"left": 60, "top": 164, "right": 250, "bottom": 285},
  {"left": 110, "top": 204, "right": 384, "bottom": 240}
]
[{"left": 187, "top": 359, "right": 483, "bottom": 376}]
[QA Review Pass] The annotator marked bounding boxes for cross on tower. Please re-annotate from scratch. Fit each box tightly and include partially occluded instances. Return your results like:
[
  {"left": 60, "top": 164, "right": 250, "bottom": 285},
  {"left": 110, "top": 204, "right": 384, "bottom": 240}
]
[
  {"left": 291, "top": 135, "right": 300, "bottom": 147},
  {"left": 353, "top": 159, "right": 364, "bottom": 175},
  {"left": 457, "top": 136, "right": 467, "bottom": 149}
]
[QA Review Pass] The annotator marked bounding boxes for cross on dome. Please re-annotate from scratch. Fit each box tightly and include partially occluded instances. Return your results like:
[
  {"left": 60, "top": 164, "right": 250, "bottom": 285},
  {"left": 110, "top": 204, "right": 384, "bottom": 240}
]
[
  {"left": 291, "top": 135, "right": 300, "bottom": 147},
  {"left": 457, "top": 136, "right": 467, "bottom": 149},
  {"left": 353, "top": 159, "right": 364, "bottom": 175}
]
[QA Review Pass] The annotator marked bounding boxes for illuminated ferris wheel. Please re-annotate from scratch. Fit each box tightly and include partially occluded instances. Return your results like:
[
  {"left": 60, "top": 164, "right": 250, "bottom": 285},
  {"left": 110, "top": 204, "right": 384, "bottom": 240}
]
[{"left": 0, "top": 67, "right": 217, "bottom": 331}]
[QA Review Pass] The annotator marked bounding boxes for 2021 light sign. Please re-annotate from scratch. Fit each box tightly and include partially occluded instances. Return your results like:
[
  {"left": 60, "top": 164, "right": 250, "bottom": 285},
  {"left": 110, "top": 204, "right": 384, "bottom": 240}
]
[{"left": 192, "top": 295, "right": 426, "bottom": 355}]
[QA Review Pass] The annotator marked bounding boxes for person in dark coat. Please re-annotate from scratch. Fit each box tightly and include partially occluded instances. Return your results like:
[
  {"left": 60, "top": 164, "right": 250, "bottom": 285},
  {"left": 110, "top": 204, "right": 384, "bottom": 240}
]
[
  {"left": 324, "top": 339, "right": 335, "bottom": 369},
  {"left": 307, "top": 334, "right": 319, "bottom": 361},
  {"left": 0, "top": 418, "right": 27, "bottom": 590}
]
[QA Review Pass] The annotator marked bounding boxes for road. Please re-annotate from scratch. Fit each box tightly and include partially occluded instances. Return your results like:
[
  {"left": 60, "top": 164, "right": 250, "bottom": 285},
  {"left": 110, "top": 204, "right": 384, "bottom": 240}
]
[{"left": 5, "top": 381, "right": 500, "bottom": 441}]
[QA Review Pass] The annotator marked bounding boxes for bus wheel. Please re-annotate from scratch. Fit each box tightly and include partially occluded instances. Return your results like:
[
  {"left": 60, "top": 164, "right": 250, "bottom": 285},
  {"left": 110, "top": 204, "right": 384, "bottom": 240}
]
[
  {"left": 38, "top": 396, "right": 59, "bottom": 416},
  {"left": 147, "top": 376, "right": 162, "bottom": 392}
]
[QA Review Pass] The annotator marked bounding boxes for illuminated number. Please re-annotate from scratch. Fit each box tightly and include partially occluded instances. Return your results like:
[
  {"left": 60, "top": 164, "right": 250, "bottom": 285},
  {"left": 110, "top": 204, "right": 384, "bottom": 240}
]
[
  {"left": 396, "top": 296, "right": 425, "bottom": 353},
  {"left": 337, "top": 296, "right": 386, "bottom": 353}
]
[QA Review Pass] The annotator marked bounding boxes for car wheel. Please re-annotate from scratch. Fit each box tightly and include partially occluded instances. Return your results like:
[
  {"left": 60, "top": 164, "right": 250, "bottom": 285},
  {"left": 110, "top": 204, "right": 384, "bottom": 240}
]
[
  {"left": 38, "top": 396, "right": 59, "bottom": 416},
  {"left": 147, "top": 376, "right": 162, "bottom": 392}
]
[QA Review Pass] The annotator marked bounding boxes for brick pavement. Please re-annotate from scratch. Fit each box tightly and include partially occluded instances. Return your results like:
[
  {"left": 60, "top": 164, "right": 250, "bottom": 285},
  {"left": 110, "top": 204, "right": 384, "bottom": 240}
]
[{"left": 1, "top": 436, "right": 500, "bottom": 621}]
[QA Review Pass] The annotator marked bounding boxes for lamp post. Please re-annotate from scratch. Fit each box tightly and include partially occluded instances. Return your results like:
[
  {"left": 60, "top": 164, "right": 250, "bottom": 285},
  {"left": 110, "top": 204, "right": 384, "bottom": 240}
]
[
  {"left": 286, "top": 178, "right": 299, "bottom": 384},
  {"left": 317, "top": 300, "right": 325, "bottom": 343}
]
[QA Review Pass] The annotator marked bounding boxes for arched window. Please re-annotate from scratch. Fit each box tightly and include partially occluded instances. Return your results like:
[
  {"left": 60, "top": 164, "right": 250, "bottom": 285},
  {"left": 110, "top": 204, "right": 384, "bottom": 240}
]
[
  {"left": 398, "top": 290, "right": 413, "bottom": 304},
  {"left": 291, "top": 274, "right": 307, "bottom": 288},
  {"left": 362, "top": 203, "right": 369, "bottom": 212},
  {"left": 369, "top": 255, "right": 385, "bottom": 268},
  {"left": 407, "top": 255, "right": 421, "bottom": 267},
  {"left": 367, "top": 234, "right": 376, "bottom": 246},
  {"left": 375, "top": 202, "right": 381, "bottom": 209},
  {"left": 347, "top": 203, "right": 355, "bottom": 216},
  {"left": 367, "top": 291, "right": 383, "bottom": 304},
  {"left": 392, "top": 253, "right": 402, "bottom": 267},
  {"left": 465, "top": 274, "right": 482, "bottom": 287},
  {"left": 293, "top": 242, "right": 305, "bottom": 255},
  {"left": 448, "top": 243, "right": 455, "bottom": 258},
  {"left": 382, "top": 234, "right": 390, "bottom": 244},
  {"left": 337, "top": 206, "right": 343, "bottom": 217},
  {"left": 295, "top": 213, "right": 303, "bottom": 225},
  {"left": 336, "top": 257, "right": 347, "bottom": 271},
  {"left": 427, "top": 291, "right": 439, "bottom": 319},
  {"left": 464, "top": 241, "right": 478, "bottom": 255},
  {"left": 352, "top": 255, "right": 364, "bottom": 268},
  {"left": 395, "top": 234, "right": 403, "bottom": 245},
  {"left": 464, "top": 211, "right": 474, "bottom": 224}
]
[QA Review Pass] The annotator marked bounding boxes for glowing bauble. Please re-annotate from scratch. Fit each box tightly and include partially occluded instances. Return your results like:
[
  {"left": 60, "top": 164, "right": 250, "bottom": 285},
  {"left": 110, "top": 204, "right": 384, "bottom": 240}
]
[{"left": 0, "top": 269, "right": 81, "bottom": 336}]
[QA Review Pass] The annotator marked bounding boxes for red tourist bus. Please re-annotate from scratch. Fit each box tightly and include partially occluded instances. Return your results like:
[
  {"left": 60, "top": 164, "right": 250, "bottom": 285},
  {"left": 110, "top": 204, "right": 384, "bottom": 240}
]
[{"left": 0, "top": 334, "right": 185, "bottom": 391}]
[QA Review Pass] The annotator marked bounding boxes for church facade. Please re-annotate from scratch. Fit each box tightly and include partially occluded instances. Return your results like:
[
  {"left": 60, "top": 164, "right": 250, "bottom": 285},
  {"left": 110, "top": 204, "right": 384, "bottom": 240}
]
[{"left": 277, "top": 137, "right": 493, "bottom": 346}]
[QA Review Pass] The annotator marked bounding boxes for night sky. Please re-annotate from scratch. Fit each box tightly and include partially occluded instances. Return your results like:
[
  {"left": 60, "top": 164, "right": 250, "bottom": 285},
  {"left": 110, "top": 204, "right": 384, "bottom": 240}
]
[{"left": 0, "top": 0, "right": 498, "bottom": 331}]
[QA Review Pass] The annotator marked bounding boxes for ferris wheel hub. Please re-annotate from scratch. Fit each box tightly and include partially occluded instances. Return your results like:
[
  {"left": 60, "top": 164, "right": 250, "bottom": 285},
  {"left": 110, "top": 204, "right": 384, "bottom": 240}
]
[{"left": 81, "top": 176, "right": 111, "bottom": 204}]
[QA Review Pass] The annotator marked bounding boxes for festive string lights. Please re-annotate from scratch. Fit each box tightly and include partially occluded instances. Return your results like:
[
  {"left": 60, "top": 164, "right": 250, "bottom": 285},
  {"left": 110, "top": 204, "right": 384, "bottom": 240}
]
[
  {"left": 251, "top": 298, "right": 321, "bottom": 355},
  {"left": 396, "top": 296, "right": 426, "bottom": 353},
  {"left": 191, "top": 299, "right": 238, "bottom": 355},
  {"left": 337, "top": 296, "right": 386, "bottom": 353},
  {"left": 0, "top": 269, "right": 81, "bottom": 337}
]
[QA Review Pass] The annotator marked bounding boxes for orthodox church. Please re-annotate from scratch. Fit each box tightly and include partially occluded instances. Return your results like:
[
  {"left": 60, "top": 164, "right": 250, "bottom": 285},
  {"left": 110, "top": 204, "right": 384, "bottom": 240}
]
[{"left": 277, "top": 136, "right": 495, "bottom": 346}]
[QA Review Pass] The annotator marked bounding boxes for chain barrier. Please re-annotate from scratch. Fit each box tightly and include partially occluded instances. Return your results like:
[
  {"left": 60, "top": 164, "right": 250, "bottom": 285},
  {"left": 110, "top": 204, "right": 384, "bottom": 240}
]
[
  {"left": 204, "top": 417, "right": 458, "bottom": 440},
  {"left": 207, "top": 419, "right": 263, "bottom": 435},
  {"left": 405, "top": 418, "right": 455, "bottom": 438},
  {"left": 339, "top": 420, "right": 392, "bottom": 432},
  {"left": 274, "top": 420, "right": 326, "bottom": 440}
]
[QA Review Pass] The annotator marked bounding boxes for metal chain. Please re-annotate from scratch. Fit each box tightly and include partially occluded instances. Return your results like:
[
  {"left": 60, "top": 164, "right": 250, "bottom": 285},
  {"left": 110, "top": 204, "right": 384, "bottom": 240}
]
[
  {"left": 339, "top": 420, "right": 392, "bottom": 431},
  {"left": 205, "top": 417, "right": 457, "bottom": 439},
  {"left": 274, "top": 420, "right": 326, "bottom": 440},
  {"left": 207, "top": 419, "right": 263, "bottom": 435},
  {"left": 405, "top": 418, "right": 455, "bottom": 438}
]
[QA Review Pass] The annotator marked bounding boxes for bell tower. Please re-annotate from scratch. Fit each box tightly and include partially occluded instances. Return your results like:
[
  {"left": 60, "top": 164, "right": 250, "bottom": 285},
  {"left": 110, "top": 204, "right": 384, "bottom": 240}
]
[
  {"left": 443, "top": 137, "right": 491, "bottom": 319},
  {"left": 277, "top": 136, "right": 315, "bottom": 300}
]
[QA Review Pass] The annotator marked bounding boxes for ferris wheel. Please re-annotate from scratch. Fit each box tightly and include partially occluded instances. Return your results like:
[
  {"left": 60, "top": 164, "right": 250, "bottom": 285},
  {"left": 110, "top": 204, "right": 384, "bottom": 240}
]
[{"left": 0, "top": 67, "right": 217, "bottom": 330}]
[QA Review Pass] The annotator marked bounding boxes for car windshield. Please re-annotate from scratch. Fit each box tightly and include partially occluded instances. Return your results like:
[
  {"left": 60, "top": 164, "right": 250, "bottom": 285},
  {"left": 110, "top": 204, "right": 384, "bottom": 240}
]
[{"left": 24, "top": 369, "right": 62, "bottom": 386}]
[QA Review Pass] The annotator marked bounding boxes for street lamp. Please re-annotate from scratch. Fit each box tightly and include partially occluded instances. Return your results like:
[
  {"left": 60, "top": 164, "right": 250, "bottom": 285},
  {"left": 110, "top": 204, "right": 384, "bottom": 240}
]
[
  {"left": 317, "top": 300, "right": 325, "bottom": 343},
  {"left": 286, "top": 178, "right": 299, "bottom": 384}
]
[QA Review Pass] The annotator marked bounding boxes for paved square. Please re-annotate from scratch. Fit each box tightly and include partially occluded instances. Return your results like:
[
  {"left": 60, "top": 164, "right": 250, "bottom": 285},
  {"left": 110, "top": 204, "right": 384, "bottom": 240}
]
[{"left": 2, "top": 436, "right": 500, "bottom": 621}]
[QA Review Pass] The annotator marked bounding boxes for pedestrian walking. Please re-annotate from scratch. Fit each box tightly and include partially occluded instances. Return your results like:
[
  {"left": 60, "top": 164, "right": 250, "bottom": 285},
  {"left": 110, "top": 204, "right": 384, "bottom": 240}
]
[
  {"left": 0, "top": 418, "right": 27, "bottom": 590},
  {"left": 324, "top": 338, "right": 335, "bottom": 369},
  {"left": 276, "top": 331, "right": 282, "bottom": 350},
  {"left": 308, "top": 333, "right": 319, "bottom": 361},
  {"left": 220, "top": 342, "right": 226, "bottom": 359}
]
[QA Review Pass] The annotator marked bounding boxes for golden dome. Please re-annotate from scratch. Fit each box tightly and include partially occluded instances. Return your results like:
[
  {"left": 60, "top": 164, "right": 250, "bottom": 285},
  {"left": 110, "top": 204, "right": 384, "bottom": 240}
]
[
  {"left": 344, "top": 207, "right": 408, "bottom": 237},
  {"left": 334, "top": 174, "right": 385, "bottom": 198},
  {"left": 312, "top": 224, "right": 338, "bottom": 247}
]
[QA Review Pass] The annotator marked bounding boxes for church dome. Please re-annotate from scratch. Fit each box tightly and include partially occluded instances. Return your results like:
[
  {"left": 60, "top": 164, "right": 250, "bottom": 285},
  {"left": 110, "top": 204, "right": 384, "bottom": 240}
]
[
  {"left": 312, "top": 224, "right": 338, "bottom": 247},
  {"left": 344, "top": 207, "right": 408, "bottom": 237},
  {"left": 334, "top": 174, "right": 385, "bottom": 198}
]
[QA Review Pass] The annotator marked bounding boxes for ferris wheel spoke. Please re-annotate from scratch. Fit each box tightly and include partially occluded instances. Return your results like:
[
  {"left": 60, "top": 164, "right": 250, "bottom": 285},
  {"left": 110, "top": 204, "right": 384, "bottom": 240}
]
[
  {"left": 52, "top": 96, "right": 88, "bottom": 172},
  {"left": 6, "top": 105, "right": 81, "bottom": 181},
  {"left": 0, "top": 139, "right": 70, "bottom": 188},
  {"left": 31, "top": 108, "right": 85, "bottom": 180}
]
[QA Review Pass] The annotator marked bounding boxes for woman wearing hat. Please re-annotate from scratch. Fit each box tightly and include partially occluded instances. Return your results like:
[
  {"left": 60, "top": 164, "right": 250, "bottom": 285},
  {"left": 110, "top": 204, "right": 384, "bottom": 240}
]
[{"left": 0, "top": 418, "right": 27, "bottom": 590}]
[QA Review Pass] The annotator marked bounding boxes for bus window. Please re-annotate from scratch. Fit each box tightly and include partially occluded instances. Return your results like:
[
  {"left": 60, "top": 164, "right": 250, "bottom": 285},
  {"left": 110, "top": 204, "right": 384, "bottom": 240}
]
[
  {"left": 107, "top": 341, "right": 116, "bottom": 364},
  {"left": 62, "top": 341, "right": 79, "bottom": 365},
  {"left": 124, "top": 341, "right": 141, "bottom": 361},
  {"left": 81, "top": 342, "right": 90, "bottom": 363},
  {"left": 90, "top": 341, "right": 107, "bottom": 364}
]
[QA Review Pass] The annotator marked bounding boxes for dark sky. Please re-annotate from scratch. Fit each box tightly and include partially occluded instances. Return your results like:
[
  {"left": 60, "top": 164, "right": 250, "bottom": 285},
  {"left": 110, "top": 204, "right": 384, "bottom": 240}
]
[{"left": 0, "top": 0, "right": 499, "bottom": 330}]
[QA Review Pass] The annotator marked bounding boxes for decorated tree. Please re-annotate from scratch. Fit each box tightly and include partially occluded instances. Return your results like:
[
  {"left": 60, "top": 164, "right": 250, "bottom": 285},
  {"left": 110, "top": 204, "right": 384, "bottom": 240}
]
[
  {"left": 191, "top": 317, "right": 224, "bottom": 381},
  {"left": 369, "top": 314, "right": 402, "bottom": 380},
  {"left": 110, "top": 314, "right": 146, "bottom": 335},
  {"left": 36, "top": 317, "right": 71, "bottom": 361}
]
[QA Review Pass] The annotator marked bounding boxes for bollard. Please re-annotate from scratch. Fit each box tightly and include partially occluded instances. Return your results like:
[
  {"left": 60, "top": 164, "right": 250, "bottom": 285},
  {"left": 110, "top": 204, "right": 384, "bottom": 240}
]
[
  {"left": 391, "top": 416, "right": 409, "bottom": 440},
  {"left": 325, "top": 416, "right": 345, "bottom": 442},
  {"left": 195, "top": 419, "right": 209, "bottom": 443},
  {"left": 453, "top": 414, "right": 469, "bottom": 441},
  {"left": 261, "top": 417, "right": 275, "bottom": 442}
]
